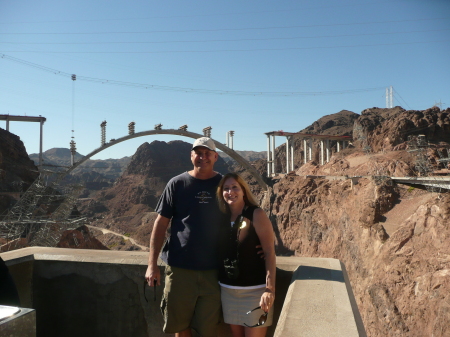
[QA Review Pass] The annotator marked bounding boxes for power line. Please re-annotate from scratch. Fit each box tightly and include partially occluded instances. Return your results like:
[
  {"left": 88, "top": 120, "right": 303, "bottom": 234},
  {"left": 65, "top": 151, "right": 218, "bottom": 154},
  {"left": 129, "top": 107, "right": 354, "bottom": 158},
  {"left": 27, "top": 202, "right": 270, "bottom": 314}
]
[
  {"left": 1, "top": 17, "right": 447, "bottom": 35},
  {"left": 0, "top": 0, "right": 407, "bottom": 24},
  {"left": 1, "top": 28, "right": 448, "bottom": 45},
  {"left": 393, "top": 88, "right": 411, "bottom": 109},
  {"left": 0, "top": 53, "right": 386, "bottom": 97},
  {"left": 2, "top": 39, "right": 448, "bottom": 54}
]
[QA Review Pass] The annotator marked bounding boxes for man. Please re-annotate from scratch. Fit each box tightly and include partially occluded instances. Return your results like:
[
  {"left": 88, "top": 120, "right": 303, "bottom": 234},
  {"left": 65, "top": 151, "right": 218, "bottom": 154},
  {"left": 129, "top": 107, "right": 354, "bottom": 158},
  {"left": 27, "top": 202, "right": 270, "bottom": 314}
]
[{"left": 145, "top": 137, "right": 226, "bottom": 337}]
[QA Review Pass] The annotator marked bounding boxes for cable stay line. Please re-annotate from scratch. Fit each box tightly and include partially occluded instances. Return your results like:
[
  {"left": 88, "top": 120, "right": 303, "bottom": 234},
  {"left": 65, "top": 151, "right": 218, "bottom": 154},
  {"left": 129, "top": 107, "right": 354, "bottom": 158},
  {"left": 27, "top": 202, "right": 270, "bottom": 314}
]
[
  {"left": 1, "top": 28, "right": 449, "bottom": 45},
  {"left": 393, "top": 88, "right": 411, "bottom": 109},
  {"left": 2, "top": 39, "right": 448, "bottom": 54},
  {"left": 0, "top": 53, "right": 385, "bottom": 97},
  {"left": 1, "top": 17, "right": 448, "bottom": 35}
]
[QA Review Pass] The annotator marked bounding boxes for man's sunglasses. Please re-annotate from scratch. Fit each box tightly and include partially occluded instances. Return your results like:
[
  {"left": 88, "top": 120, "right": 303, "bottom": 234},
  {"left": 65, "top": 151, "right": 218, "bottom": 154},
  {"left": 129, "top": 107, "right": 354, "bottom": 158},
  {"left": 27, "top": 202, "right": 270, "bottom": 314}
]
[
  {"left": 144, "top": 279, "right": 157, "bottom": 302},
  {"left": 244, "top": 306, "right": 268, "bottom": 327}
]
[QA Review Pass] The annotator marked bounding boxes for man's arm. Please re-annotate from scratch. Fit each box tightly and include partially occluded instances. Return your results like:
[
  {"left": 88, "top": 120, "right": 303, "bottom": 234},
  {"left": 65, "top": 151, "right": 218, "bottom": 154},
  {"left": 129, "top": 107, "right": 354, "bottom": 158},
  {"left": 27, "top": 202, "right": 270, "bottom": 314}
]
[{"left": 145, "top": 214, "right": 170, "bottom": 286}]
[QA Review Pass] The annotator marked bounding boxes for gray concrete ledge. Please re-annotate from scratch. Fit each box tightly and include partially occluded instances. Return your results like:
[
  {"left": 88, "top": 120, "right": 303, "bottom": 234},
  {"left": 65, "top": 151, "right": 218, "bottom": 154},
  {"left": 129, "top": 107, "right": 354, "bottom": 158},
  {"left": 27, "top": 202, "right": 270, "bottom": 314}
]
[
  {"left": 275, "top": 257, "right": 366, "bottom": 337},
  {"left": 1, "top": 248, "right": 366, "bottom": 337}
]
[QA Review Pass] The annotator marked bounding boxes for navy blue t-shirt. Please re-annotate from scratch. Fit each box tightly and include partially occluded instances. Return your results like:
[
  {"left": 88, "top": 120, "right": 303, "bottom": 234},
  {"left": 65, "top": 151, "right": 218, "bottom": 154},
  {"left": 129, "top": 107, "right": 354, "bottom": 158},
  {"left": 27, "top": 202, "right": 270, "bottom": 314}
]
[{"left": 157, "top": 171, "right": 226, "bottom": 270}]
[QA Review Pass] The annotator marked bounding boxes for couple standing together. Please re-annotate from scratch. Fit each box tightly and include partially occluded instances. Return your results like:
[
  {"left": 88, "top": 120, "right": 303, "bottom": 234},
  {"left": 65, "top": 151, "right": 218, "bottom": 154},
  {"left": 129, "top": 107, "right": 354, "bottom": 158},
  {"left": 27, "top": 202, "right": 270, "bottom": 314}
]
[{"left": 145, "top": 137, "right": 276, "bottom": 337}]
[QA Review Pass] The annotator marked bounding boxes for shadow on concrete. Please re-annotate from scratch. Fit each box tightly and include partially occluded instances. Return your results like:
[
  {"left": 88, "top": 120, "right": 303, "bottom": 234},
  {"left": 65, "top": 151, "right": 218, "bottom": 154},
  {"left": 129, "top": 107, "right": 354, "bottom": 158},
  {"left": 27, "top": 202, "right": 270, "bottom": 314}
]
[
  {"left": 266, "top": 268, "right": 292, "bottom": 337},
  {"left": 293, "top": 265, "right": 345, "bottom": 283}
]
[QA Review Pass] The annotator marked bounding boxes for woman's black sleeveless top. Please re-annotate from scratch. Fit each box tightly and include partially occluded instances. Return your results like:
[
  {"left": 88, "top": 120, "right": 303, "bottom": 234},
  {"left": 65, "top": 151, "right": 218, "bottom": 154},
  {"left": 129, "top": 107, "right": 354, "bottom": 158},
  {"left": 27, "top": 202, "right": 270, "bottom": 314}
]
[{"left": 218, "top": 206, "right": 266, "bottom": 286}]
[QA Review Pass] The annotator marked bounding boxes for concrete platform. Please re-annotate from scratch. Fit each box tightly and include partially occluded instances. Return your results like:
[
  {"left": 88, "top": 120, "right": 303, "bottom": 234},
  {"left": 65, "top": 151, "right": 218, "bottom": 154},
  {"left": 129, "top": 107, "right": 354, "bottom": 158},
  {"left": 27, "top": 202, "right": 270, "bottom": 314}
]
[
  {"left": 0, "top": 305, "right": 36, "bottom": 337},
  {"left": 1, "top": 247, "right": 366, "bottom": 337}
]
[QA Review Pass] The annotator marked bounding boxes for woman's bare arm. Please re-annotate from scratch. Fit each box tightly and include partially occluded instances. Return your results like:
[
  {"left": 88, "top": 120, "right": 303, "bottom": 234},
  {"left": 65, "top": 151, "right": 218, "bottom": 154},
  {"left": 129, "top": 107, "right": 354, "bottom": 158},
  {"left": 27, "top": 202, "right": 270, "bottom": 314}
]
[{"left": 253, "top": 208, "right": 276, "bottom": 312}]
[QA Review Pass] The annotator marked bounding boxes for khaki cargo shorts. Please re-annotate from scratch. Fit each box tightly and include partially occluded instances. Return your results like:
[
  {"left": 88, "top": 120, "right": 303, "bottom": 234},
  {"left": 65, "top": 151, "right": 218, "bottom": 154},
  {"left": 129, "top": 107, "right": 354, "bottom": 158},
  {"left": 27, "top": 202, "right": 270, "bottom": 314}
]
[{"left": 161, "top": 265, "right": 221, "bottom": 336}]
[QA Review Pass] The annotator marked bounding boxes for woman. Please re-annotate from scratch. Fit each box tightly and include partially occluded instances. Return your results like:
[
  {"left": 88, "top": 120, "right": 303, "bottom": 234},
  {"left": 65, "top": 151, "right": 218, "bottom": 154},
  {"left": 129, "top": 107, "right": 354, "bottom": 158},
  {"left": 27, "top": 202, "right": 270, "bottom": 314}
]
[{"left": 217, "top": 173, "right": 276, "bottom": 337}]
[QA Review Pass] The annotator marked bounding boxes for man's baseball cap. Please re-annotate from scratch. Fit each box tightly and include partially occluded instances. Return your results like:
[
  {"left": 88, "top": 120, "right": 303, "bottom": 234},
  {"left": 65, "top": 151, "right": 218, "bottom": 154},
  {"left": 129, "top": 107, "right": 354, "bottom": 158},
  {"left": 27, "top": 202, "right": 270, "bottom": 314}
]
[{"left": 192, "top": 137, "right": 216, "bottom": 152}]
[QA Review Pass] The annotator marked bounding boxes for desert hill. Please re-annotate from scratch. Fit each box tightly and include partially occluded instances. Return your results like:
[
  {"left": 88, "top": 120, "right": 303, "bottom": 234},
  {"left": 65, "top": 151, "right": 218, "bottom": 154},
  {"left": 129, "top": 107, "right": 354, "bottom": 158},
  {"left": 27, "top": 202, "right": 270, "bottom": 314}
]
[
  {"left": 261, "top": 106, "right": 450, "bottom": 336},
  {"left": 0, "top": 128, "right": 39, "bottom": 215},
  {"left": 218, "top": 150, "right": 266, "bottom": 163},
  {"left": 29, "top": 148, "right": 131, "bottom": 196}
]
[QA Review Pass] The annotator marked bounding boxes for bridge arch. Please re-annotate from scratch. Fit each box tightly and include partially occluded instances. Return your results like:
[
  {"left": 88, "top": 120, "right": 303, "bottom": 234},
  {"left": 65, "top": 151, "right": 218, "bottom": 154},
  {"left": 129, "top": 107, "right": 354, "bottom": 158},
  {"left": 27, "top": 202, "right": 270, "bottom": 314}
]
[{"left": 66, "top": 129, "right": 268, "bottom": 191}]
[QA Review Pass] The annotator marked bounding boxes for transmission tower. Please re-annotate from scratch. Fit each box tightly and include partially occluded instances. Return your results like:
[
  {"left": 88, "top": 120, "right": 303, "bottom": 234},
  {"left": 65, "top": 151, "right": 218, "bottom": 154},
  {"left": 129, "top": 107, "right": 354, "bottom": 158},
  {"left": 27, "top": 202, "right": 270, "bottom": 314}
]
[
  {"left": 386, "top": 86, "right": 393, "bottom": 108},
  {"left": 0, "top": 170, "right": 86, "bottom": 250},
  {"left": 354, "top": 124, "right": 372, "bottom": 155},
  {"left": 407, "top": 135, "right": 430, "bottom": 176},
  {"left": 407, "top": 135, "right": 444, "bottom": 194}
]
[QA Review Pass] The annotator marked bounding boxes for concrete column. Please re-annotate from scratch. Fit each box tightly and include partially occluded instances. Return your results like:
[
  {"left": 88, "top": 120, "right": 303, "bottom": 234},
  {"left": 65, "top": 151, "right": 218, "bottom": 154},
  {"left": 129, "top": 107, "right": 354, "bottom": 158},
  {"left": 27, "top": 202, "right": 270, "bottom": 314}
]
[
  {"left": 230, "top": 134, "right": 233, "bottom": 150},
  {"left": 291, "top": 143, "right": 294, "bottom": 171},
  {"left": 343, "top": 141, "right": 347, "bottom": 149},
  {"left": 326, "top": 139, "right": 330, "bottom": 163},
  {"left": 286, "top": 137, "right": 290, "bottom": 173},
  {"left": 266, "top": 135, "right": 271, "bottom": 178},
  {"left": 6, "top": 119, "right": 9, "bottom": 131},
  {"left": 303, "top": 139, "right": 307, "bottom": 164},
  {"left": 337, "top": 141, "right": 341, "bottom": 152},
  {"left": 39, "top": 119, "right": 44, "bottom": 167},
  {"left": 308, "top": 139, "right": 313, "bottom": 161},
  {"left": 320, "top": 140, "right": 324, "bottom": 165},
  {"left": 271, "top": 135, "right": 276, "bottom": 175}
]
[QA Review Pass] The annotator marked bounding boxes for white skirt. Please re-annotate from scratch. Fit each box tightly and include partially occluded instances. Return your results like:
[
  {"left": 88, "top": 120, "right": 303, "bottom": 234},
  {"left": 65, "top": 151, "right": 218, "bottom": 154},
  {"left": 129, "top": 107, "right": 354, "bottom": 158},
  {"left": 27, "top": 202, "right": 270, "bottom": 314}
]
[{"left": 220, "top": 285, "right": 274, "bottom": 327}]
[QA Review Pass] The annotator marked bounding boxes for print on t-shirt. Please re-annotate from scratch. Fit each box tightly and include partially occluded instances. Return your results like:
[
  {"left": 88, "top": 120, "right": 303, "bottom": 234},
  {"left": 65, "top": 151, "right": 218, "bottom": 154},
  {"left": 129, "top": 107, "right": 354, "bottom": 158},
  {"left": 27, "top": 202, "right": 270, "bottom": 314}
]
[{"left": 195, "top": 191, "right": 212, "bottom": 204}]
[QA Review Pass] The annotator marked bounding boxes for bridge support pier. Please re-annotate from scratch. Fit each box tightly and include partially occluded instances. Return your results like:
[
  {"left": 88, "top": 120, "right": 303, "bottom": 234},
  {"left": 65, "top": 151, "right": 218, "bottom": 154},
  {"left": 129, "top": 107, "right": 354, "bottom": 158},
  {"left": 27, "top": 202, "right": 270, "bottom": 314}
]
[
  {"left": 303, "top": 139, "right": 307, "bottom": 164},
  {"left": 39, "top": 119, "right": 44, "bottom": 167},
  {"left": 284, "top": 136, "right": 295, "bottom": 173},
  {"left": 271, "top": 134, "right": 276, "bottom": 176},
  {"left": 0, "top": 114, "right": 46, "bottom": 168},
  {"left": 290, "top": 139, "right": 294, "bottom": 172},
  {"left": 267, "top": 135, "right": 272, "bottom": 177},
  {"left": 320, "top": 140, "right": 324, "bottom": 165},
  {"left": 326, "top": 139, "right": 330, "bottom": 163},
  {"left": 308, "top": 138, "right": 313, "bottom": 161}
]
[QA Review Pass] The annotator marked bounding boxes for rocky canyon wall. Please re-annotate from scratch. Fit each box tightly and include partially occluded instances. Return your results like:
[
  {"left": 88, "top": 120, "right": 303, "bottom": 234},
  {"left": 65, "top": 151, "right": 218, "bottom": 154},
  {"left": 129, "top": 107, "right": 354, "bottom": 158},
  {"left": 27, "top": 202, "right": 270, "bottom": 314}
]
[{"left": 266, "top": 170, "right": 450, "bottom": 337}]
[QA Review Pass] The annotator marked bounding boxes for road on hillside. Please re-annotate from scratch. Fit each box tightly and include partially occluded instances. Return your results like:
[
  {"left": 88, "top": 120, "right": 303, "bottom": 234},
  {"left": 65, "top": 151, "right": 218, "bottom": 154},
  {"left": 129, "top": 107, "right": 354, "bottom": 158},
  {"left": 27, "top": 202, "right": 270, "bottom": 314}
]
[{"left": 86, "top": 225, "right": 148, "bottom": 251}]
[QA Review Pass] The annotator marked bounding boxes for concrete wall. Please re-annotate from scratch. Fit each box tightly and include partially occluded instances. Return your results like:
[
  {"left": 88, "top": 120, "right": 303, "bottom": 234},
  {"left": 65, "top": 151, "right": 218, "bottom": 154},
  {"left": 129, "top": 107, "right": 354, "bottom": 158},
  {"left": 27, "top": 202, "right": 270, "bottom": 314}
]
[{"left": 1, "top": 248, "right": 365, "bottom": 337}]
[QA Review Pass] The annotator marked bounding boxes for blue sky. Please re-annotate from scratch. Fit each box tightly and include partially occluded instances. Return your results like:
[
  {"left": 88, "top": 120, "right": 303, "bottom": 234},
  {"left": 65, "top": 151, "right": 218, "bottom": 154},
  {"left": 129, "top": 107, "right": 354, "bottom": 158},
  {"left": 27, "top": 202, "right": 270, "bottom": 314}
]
[{"left": 0, "top": 0, "right": 449, "bottom": 160}]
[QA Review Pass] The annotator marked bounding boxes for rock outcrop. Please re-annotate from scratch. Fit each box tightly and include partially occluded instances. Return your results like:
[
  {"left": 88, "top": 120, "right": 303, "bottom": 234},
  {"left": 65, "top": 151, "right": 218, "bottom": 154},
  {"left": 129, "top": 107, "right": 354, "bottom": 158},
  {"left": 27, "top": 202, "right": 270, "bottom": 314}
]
[
  {"left": 56, "top": 225, "right": 109, "bottom": 250},
  {"left": 0, "top": 128, "right": 39, "bottom": 215},
  {"left": 268, "top": 172, "right": 450, "bottom": 336},
  {"left": 353, "top": 106, "right": 450, "bottom": 152},
  {"left": 29, "top": 148, "right": 131, "bottom": 197}
]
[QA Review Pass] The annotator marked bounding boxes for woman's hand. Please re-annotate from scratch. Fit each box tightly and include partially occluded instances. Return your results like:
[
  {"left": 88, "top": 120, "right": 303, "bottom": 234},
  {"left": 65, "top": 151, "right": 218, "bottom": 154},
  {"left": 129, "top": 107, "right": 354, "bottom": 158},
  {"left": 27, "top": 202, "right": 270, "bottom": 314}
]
[
  {"left": 256, "top": 245, "right": 265, "bottom": 259},
  {"left": 260, "top": 289, "right": 275, "bottom": 313}
]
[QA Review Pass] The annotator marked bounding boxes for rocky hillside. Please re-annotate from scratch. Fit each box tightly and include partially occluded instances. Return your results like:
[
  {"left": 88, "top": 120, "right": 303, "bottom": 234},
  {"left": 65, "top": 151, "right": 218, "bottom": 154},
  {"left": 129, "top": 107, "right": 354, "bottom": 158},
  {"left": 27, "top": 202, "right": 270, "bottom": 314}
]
[
  {"left": 353, "top": 106, "right": 450, "bottom": 152},
  {"left": 0, "top": 128, "right": 39, "bottom": 215},
  {"left": 259, "top": 106, "right": 450, "bottom": 337},
  {"left": 270, "top": 107, "right": 450, "bottom": 175},
  {"left": 219, "top": 150, "right": 266, "bottom": 163},
  {"left": 29, "top": 147, "right": 84, "bottom": 167},
  {"left": 268, "top": 166, "right": 449, "bottom": 337},
  {"left": 29, "top": 148, "right": 131, "bottom": 196}
]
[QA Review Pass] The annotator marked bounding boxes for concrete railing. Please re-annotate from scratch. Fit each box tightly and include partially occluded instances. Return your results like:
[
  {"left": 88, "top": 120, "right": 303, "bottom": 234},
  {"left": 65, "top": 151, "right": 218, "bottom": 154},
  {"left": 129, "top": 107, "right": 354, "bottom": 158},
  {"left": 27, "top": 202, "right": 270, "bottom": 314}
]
[{"left": 1, "top": 248, "right": 366, "bottom": 337}]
